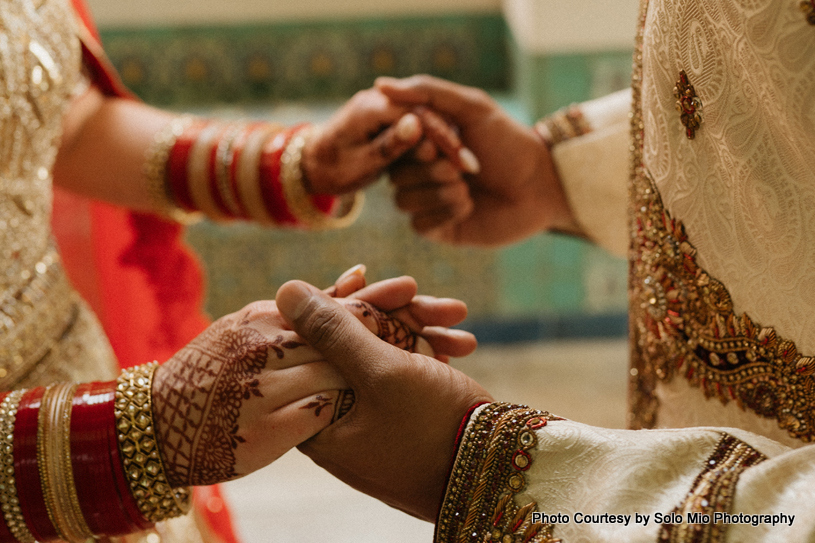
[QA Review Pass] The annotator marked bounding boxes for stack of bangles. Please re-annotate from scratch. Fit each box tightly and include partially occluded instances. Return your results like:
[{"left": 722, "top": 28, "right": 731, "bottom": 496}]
[
  {"left": 144, "top": 118, "right": 363, "bottom": 229},
  {"left": 0, "top": 363, "right": 188, "bottom": 542}
]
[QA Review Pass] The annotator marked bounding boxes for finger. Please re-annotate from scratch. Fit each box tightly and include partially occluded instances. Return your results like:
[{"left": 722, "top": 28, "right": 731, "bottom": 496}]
[
  {"left": 362, "top": 112, "right": 423, "bottom": 170},
  {"left": 262, "top": 361, "right": 350, "bottom": 407},
  {"left": 414, "top": 139, "right": 438, "bottom": 163},
  {"left": 341, "top": 300, "right": 434, "bottom": 357},
  {"left": 244, "top": 391, "right": 342, "bottom": 471},
  {"left": 375, "top": 75, "right": 494, "bottom": 121},
  {"left": 345, "top": 276, "right": 418, "bottom": 311},
  {"left": 390, "top": 158, "right": 460, "bottom": 190},
  {"left": 414, "top": 107, "right": 480, "bottom": 174},
  {"left": 325, "top": 264, "right": 367, "bottom": 297},
  {"left": 394, "top": 178, "right": 470, "bottom": 214},
  {"left": 401, "top": 295, "right": 469, "bottom": 328},
  {"left": 276, "top": 281, "right": 403, "bottom": 381},
  {"left": 418, "top": 327, "right": 477, "bottom": 358}
]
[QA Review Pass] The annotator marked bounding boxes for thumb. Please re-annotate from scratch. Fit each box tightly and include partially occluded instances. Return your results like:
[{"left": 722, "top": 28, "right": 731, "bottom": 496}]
[{"left": 276, "top": 280, "right": 386, "bottom": 380}]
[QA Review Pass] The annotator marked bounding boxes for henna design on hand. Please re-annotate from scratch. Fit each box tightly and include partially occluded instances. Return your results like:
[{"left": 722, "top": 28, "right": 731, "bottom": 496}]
[
  {"left": 300, "top": 395, "right": 334, "bottom": 417},
  {"left": 153, "top": 324, "right": 302, "bottom": 486},
  {"left": 348, "top": 301, "right": 418, "bottom": 352}
]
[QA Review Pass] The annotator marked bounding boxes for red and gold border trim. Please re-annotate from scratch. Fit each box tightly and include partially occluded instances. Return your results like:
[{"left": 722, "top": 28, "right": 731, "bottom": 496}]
[
  {"left": 658, "top": 433, "right": 767, "bottom": 543},
  {"left": 435, "top": 403, "right": 563, "bottom": 543}
]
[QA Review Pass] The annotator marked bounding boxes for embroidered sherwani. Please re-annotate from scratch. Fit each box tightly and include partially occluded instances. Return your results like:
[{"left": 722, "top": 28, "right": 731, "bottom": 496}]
[{"left": 436, "top": 1, "right": 815, "bottom": 541}]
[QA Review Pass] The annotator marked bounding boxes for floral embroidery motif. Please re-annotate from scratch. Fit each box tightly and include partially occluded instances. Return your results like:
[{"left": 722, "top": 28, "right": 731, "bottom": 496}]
[
  {"left": 801, "top": 1, "right": 815, "bottom": 25},
  {"left": 673, "top": 71, "right": 703, "bottom": 140},
  {"left": 628, "top": 0, "right": 815, "bottom": 442},
  {"left": 658, "top": 434, "right": 767, "bottom": 543},
  {"left": 435, "top": 404, "right": 563, "bottom": 543}
]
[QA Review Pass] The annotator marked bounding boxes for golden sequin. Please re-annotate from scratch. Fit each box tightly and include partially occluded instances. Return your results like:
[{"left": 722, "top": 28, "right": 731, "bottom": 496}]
[{"left": 801, "top": 1, "right": 815, "bottom": 25}]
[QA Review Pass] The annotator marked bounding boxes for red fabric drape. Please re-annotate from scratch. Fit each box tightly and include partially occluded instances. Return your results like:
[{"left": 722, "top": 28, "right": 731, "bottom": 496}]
[{"left": 52, "top": 4, "right": 239, "bottom": 542}]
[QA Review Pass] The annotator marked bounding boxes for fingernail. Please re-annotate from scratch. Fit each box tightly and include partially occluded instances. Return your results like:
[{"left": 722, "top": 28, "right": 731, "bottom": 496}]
[
  {"left": 395, "top": 113, "right": 421, "bottom": 141},
  {"left": 277, "top": 281, "right": 317, "bottom": 321},
  {"left": 458, "top": 148, "right": 481, "bottom": 174},
  {"left": 338, "top": 264, "right": 366, "bottom": 282}
]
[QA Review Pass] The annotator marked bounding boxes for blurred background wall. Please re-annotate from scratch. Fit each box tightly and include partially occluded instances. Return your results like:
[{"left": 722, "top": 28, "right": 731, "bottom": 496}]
[{"left": 86, "top": 0, "right": 639, "bottom": 343}]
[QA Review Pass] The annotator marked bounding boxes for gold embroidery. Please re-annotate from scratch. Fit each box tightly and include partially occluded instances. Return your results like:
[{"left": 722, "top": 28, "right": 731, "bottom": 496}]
[
  {"left": 435, "top": 404, "right": 562, "bottom": 543},
  {"left": 658, "top": 434, "right": 767, "bottom": 543},
  {"left": 673, "top": 71, "right": 703, "bottom": 140},
  {"left": 801, "top": 1, "right": 815, "bottom": 25},
  {"left": 627, "top": 0, "right": 815, "bottom": 442},
  {"left": 534, "top": 106, "right": 592, "bottom": 147}
]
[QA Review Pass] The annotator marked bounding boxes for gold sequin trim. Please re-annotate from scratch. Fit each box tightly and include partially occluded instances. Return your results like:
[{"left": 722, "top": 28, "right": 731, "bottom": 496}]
[
  {"left": 435, "top": 403, "right": 562, "bottom": 543},
  {"left": 0, "top": 390, "right": 34, "bottom": 543},
  {"left": 280, "top": 126, "right": 364, "bottom": 230},
  {"left": 0, "top": 247, "right": 77, "bottom": 390},
  {"left": 115, "top": 363, "right": 191, "bottom": 523},
  {"left": 627, "top": 0, "right": 815, "bottom": 443},
  {"left": 534, "top": 105, "right": 592, "bottom": 147},
  {"left": 658, "top": 433, "right": 767, "bottom": 543}
]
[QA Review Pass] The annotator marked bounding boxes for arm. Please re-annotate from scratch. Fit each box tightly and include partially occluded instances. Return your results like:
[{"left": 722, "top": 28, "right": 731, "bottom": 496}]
[
  {"left": 54, "top": 85, "right": 423, "bottom": 227},
  {"left": 277, "top": 282, "right": 815, "bottom": 542}
]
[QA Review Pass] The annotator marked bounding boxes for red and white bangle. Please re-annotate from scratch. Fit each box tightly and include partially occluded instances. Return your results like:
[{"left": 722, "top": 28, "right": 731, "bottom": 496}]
[{"left": 145, "top": 117, "right": 364, "bottom": 229}]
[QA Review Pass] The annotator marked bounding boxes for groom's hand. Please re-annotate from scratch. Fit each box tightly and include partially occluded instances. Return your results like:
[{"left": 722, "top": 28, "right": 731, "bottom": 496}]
[{"left": 276, "top": 280, "right": 493, "bottom": 521}]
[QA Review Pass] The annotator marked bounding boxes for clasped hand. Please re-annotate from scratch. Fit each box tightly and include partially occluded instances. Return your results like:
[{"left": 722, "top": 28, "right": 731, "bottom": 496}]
[{"left": 151, "top": 267, "right": 478, "bottom": 490}]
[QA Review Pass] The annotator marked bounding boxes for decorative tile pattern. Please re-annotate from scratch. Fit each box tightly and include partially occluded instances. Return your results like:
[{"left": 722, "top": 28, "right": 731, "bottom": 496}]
[{"left": 99, "top": 15, "right": 509, "bottom": 105}]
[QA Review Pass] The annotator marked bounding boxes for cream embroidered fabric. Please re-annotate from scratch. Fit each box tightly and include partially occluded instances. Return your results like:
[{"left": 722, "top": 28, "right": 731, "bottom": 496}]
[
  {"left": 641, "top": 0, "right": 815, "bottom": 354},
  {"left": 640, "top": 0, "right": 815, "bottom": 442}
]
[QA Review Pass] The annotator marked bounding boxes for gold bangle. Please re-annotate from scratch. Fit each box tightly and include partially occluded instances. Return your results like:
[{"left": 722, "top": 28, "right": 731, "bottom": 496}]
[
  {"left": 115, "top": 363, "right": 191, "bottom": 523},
  {"left": 38, "top": 383, "right": 92, "bottom": 543},
  {"left": 215, "top": 123, "right": 246, "bottom": 218},
  {"left": 280, "top": 126, "right": 364, "bottom": 230},
  {"left": 143, "top": 116, "right": 203, "bottom": 225},
  {"left": 0, "top": 390, "right": 35, "bottom": 543}
]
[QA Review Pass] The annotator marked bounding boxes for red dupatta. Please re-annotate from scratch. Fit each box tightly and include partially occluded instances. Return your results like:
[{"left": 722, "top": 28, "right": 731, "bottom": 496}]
[{"left": 53, "top": 3, "right": 239, "bottom": 542}]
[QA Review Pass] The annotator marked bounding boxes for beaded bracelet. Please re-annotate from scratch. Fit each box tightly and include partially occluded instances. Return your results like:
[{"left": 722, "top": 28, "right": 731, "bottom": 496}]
[
  {"left": 115, "top": 363, "right": 190, "bottom": 523},
  {"left": 0, "top": 390, "right": 34, "bottom": 543}
]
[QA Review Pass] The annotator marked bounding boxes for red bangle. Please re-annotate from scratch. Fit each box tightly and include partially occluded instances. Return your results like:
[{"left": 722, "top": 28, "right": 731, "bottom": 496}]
[
  {"left": 167, "top": 121, "right": 207, "bottom": 212},
  {"left": 14, "top": 387, "right": 58, "bottom": 542},
  {"left": 0, "top": 393, "right": 12, "bottom": 543},
  {"left": 259, "top": 125, "right": 304, "bottom": 226},
  {"left": 71, "top": 381, "right": 151, "bottom": 536}
]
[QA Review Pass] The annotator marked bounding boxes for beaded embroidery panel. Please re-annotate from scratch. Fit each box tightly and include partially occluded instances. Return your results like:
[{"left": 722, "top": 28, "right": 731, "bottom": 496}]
[{"left": 435, "top": 403, "right": 563, "bottom": 543}]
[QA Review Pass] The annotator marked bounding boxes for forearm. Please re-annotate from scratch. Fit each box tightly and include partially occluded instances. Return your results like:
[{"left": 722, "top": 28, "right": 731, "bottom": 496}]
[
  {"left": 438, "top": 403, "right": 812, "bottom": 543},
  {"left": 54, "top": 87, "right": 361, "bottom": 229},
  {"left": 0, "top": 364, "right": 189, "bottom": 543},
  {"left": 53, "top": 87, "right": 175, "bottom": 213}
]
